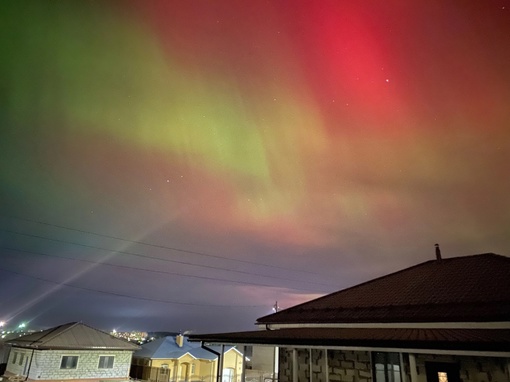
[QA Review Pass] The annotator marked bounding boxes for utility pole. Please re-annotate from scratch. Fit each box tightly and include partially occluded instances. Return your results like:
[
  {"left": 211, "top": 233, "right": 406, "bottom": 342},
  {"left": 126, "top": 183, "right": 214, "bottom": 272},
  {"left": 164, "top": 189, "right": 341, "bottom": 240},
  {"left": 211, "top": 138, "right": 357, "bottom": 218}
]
[{"left": 272, "top": 301, "right": 279, "bottom": 381}]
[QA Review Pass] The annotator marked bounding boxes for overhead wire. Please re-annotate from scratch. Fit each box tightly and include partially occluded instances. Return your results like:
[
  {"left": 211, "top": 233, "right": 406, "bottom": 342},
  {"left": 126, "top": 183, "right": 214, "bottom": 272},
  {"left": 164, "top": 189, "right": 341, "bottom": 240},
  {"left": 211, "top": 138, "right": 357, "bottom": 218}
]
[
  {"left": 2, "top": 229, "right": 339, "bottom": 289},
  {"left": 0, "top": 245, "right": 333, "bottom": 292},
  {"left": 0, "top": 266, "right": 266, "bottom": 308},
  {"left": 0, "top": 215, "right": 337, "bottom": 309},
  {"left": 1, "top": 215, "right": 328, "bottom": 277}
]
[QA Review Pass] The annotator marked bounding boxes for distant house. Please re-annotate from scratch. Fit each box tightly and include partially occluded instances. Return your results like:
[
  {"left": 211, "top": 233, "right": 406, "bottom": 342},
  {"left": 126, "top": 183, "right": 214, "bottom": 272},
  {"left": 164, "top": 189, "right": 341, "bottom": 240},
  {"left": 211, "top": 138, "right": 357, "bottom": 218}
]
[
  {"left": 0, "top": 334, "right": 14, "bottom": 375},
  {"left": 190, "top": 252, "right": 510, "bottom": 382},
  {"left": 3, "top": 322, "right": 140, "bottom": 382},
  {"left": 131, "top": 334, "right": 243, "bottom": 382}
]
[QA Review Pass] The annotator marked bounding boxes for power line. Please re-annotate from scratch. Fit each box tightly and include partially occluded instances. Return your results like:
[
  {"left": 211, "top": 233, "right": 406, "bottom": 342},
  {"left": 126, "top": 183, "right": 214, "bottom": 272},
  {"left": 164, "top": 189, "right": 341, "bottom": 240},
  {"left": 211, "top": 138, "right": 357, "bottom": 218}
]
[
  {"left": 2, "top": 229, "right": 338, "bottom": 289},
  {"left": 0, "top": 266, "right": 267, "bottom": 308},
  {"left": 0, "top": 245, "right": 332, "bottom": 292},
  {"left": 1, "top": 215, "right": 327, "bottom": 277}
]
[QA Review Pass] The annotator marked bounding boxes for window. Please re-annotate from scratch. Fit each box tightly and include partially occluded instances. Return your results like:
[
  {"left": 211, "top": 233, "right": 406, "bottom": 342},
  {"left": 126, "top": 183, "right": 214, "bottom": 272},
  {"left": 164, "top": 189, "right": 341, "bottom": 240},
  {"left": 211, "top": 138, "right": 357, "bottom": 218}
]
[
  {"left": 191, "top": 363, "right": 195, "bottom": 374},
  {"left": 373, "top": 352, "right": 401, "bottom": 382},
  {"left": 160, "top": 364, "right": 169, "bottom": 375},
  {"left": 19, "top": 353, "right": 24, "bottom": 366},
  {"left": 98, "top": 356, "right": 115, "bottom": 369},
  {"left": 222, "top": 368, "right": 234, "bottom": 382},
  {"left": 438, "top": 372, "right": 448, "bottom": 382},
  {"left": 12, "top": 352, "right": 18, "bottom": 364},
  {"left": 60, "top": 356, "right": 79, "bottom": 369},
  {"left": 425, "top": 362, "right": 460, "bottom": 382}
]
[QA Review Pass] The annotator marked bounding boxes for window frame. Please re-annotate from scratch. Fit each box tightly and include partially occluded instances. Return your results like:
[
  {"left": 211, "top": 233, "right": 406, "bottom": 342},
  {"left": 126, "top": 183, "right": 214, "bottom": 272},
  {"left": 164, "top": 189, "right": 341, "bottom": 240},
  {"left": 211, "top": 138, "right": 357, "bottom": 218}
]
[
  {"left": 98, "top": 355, "right": 115, "bottom": 369},
  {"left": 160, "top": 364, "right": 170, "bottom": 375},
  {"left": 372, "top": 352, "right": 402, "bottom": 382},
  {"left": 60, "top": 355, "right": 79, "bottom": 370}
]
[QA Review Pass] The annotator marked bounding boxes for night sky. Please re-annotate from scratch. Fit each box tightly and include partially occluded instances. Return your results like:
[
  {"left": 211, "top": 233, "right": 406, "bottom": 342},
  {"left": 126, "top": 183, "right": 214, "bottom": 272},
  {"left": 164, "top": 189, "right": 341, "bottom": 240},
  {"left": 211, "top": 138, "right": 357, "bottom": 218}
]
[{"left": 1, "top": 0, "right": 509, "bottom": 334}]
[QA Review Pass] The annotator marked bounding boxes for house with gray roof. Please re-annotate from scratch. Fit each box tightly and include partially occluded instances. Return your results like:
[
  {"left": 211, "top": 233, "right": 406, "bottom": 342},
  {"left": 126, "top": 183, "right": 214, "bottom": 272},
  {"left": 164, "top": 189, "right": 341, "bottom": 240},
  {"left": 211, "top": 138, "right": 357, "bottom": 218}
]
[
  {"left": 2, "top": 322, "right": 139, "bottom": 382},
  {"left": 131, "top": 334, "right": 243, "bottom": 382},
  {"left": 190, "top": 251, "right": 510, "bottom": 382}
]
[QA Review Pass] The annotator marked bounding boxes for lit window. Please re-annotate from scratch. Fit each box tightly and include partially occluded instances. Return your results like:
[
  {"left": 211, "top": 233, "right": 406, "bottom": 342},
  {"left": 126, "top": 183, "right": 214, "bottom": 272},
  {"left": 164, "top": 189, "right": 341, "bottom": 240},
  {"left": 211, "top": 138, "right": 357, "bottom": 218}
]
[
  {"left": 60, "top": 356, "right": 79, "bottom": 369},
  {"left": 98, "top": 356, "right": 114, "bottom": 369},
  {"left": 438, "top": 372, "right": 448, "bottom": 382},
  {"left": 373, "top": 352, "right": 401, "bottom": 382}
]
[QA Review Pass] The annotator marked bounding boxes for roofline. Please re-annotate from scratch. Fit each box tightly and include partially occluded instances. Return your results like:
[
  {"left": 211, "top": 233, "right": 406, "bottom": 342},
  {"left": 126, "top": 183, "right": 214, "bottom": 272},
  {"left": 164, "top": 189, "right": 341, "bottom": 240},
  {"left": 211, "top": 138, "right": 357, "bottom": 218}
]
[
  {"left": 190, "top": 340, "right": 510, "bottom": 357},
  {"left": 198, "top": 342, "right": 510, "bottom": 358},
  {"left": 259, "top": 321, "right": 510, "bottom": 330},
  {"left": 10, "top": 345, "right": 138, "bottom": 351},
  {"left": 6, "top": 322, "right": 140, "bottom": 350},
  {"left": 8, "top": 322, "right": 79, "bottom": 348},
  {"left": 225, "top": 347, "right": 244, "bottom": 356},
  {"left": 148, "top": 356, "right": 214, "bottom": 361},
  {"left": 177, "top": 352, "right": 198, "bottom": 360},
  {"left": 137, "top": 347, "right": 240, "bottom": 361},
  {"left": 256, "top": 252, "right": 504, "bottom": 323}
]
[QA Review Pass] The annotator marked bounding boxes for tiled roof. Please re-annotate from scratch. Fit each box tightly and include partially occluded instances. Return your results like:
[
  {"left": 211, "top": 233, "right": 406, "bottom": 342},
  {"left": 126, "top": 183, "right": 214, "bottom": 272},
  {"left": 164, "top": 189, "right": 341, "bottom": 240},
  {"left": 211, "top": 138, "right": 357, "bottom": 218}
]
[
  {"left": 134, "top": 336, "right": 238, "bottom": 360},
  {"left": 190, "top": 327, "right": 510, "bottom": 352},
  {"left": 258, "top": 253, "right": 510, "bottom": 324},
  {"left": 6, "top": 322, "right": 140, "bottom": 350}
]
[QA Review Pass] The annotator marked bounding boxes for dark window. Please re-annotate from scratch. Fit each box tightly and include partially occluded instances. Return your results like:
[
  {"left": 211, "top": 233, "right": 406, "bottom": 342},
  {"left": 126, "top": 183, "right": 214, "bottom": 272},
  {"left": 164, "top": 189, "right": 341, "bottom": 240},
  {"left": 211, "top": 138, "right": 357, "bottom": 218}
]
[
  {"left": 60, "top": 356, "right": 79, "bottom": 369},
  {"left": 425, "top": 362, "right": 460, "bottom": 382},
  {"left": 19, "top": 353, "right": 24, "bottom": 366},
  {"left": 98, "top": 356, "right": 115, "bottom": 369},
  {"left": 12, "top": 352, "right": 18, "bottom": 364},
  {"left": 373, "top": 352, "right": 401, "bottom": 382}
]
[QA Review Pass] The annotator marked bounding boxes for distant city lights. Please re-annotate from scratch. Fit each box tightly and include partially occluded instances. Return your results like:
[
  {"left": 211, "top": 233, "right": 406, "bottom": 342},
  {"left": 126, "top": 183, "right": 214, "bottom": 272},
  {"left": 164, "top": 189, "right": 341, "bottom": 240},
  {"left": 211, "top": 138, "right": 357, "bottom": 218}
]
[{"left": 110, "top": 330, "right": 149, "bottom": 344}]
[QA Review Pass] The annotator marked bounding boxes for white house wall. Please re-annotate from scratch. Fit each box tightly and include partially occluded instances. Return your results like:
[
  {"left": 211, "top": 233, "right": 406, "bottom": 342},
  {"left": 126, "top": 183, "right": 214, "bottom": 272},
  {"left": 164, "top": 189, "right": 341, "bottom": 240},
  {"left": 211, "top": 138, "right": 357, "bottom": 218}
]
[
  {"left": 7, "top": 348, "right": 133, "bottom": 381},
  {"left": 6, "top": 347, "right": 33, "bottom": 376}
]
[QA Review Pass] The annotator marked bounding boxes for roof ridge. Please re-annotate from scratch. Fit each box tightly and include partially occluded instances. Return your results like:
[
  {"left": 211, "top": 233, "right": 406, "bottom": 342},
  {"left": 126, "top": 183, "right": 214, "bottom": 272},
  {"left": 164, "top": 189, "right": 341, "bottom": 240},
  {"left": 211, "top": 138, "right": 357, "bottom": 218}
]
[
  {"left": 258, "top": 258, "right": 434, "bottom": 322},
  {"left": 80, "top": 322, "right": 141, "bottom": 347},
  {"left": 44, "top": 322, "right": 138, "bottom": 348},
  {"left": 290, "top": 299, "right": 510, "bottom": 311},
  {"left": 257, "top": 252, "right": 508, "bottom": 323},
  {"left": 35, "top": 322, "right": 80, "bottom": 345}
]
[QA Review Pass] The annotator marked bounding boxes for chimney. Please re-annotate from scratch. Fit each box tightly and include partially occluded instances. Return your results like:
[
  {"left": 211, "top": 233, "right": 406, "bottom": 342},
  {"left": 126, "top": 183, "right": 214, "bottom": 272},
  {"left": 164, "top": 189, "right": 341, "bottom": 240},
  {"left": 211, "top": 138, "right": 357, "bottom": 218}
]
[
  {"left": 175, "top": 334, "right": 184, "bottom": 348},
  {"left": 435, "top": 243, "right": 442, "bottom": 261}
]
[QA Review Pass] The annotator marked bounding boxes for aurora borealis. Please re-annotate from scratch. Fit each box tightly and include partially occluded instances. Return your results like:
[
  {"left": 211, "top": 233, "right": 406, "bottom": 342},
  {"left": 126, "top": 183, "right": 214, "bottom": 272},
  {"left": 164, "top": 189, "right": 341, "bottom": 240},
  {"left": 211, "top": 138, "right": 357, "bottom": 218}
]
[{"left": 1, "top": 1, "right": 510, "bottom": 332}]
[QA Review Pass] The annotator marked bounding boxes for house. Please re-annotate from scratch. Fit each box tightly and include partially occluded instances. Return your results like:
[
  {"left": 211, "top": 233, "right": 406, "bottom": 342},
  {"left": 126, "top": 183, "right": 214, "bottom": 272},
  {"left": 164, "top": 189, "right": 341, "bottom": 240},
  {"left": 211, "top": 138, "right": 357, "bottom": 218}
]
[
  {"left": 190, "top": 251, "right": 510, "bottom": 382},
  {"left": 2, "top": 322, "right": 140, "bottom": 382},
  {"left": 130, "top": 334, "right": 243, "bottom": 382}
]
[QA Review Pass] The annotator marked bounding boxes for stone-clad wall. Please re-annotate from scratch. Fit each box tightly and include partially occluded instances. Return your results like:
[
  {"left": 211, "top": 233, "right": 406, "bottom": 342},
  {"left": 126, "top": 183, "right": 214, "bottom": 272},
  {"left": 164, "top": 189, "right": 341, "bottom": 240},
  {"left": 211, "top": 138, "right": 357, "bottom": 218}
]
[
  {"left": 278, "top": 347, "right": 292, "bottom": 382},
  {"left": 278, "top": 348, "right": 508, "bottom": 382},
  {"left": 328, "top": 350, "right": 371, "bottom": 382},
  {"left": 311, "top": 349, "right": 327, "bottom": 382},
  {"left": 7, "top": 349, "right": 133, "bottom": 380},
  {"left": 6, "top": 347, "right": 33, "bottom": 376},
  {"left": 412, "top": 354, "right": 509, "bottom": 382},
  {"left": 278, "top": 348, "right": 372, "bottom": 382}
]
